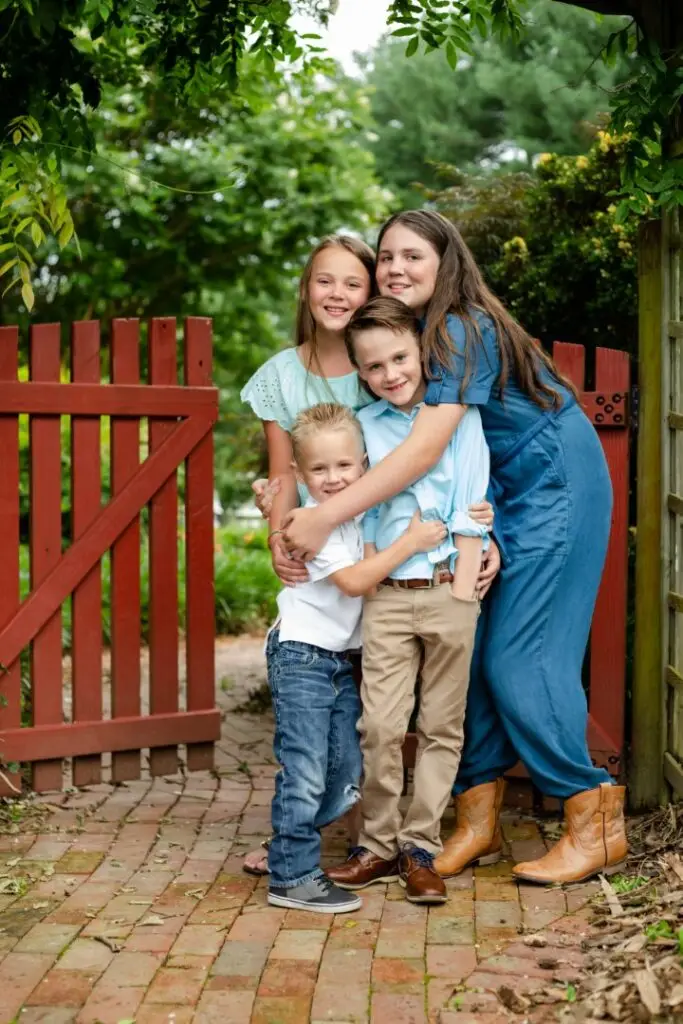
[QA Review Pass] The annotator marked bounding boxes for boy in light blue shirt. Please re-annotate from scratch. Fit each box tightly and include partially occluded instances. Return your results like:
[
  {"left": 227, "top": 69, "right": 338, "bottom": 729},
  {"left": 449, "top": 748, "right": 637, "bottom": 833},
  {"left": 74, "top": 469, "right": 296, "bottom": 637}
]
[
  {"left": 359, "top": 396, "right": 489, "bottom": 593},
  {"left": 327, "top": 297, "right": 489, "bottom": 905}
]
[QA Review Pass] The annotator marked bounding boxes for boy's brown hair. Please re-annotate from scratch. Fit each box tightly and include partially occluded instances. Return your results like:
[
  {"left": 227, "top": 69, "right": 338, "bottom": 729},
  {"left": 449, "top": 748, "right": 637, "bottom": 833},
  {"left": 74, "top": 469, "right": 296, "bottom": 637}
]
[{"left": 290, "top": 402, "right": 364, "bottom": 466}]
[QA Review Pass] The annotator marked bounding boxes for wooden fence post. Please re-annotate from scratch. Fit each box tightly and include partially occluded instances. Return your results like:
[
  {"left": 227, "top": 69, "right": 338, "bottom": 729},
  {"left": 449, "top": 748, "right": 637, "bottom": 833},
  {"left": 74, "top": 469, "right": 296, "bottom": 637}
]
[
  {"left": 0, "top": 327, "right": 21, "bottom": 796},
  {"left": 631, "top": 220, "right": 666, "bottom": 809}
]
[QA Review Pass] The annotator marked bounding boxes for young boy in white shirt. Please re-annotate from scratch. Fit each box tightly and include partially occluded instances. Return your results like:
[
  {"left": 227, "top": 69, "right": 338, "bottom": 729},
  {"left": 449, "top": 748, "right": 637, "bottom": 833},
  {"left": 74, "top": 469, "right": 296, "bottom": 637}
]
[{"left": 266, "top": 403, "right": 446, "bottom": 914}]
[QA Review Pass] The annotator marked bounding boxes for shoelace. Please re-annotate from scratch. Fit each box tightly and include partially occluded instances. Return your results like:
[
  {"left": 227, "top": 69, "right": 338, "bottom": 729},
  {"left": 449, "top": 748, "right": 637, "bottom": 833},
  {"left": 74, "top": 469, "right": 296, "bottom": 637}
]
[
  {"left": 316, "top": 875, "right": 335, "bottom": 895},
  {"left": 403, "top": 846, "right": 434, "bottom": 869}
]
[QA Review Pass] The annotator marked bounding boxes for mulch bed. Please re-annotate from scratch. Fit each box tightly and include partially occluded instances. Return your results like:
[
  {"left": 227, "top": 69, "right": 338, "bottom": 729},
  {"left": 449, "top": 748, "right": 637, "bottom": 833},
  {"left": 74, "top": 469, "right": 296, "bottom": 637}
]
[{"left": 562, "top": 803, "right": 683, "bottom": 1023}]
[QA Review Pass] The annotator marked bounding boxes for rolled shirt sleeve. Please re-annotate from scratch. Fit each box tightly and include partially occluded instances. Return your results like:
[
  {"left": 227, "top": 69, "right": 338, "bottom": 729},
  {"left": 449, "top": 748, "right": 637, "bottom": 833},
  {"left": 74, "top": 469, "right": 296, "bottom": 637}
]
[
  {"left": 362, "top": 506, "right": 380, "bottom": 546},
  {"left": 424, "top": 313, "right": 498, "bottom": 407},
  {"left": 448, "top": 408, "right": 490, "bottom": 546},
  {"left": 306, "top": 529, "right": 358, "bottom": 583}
]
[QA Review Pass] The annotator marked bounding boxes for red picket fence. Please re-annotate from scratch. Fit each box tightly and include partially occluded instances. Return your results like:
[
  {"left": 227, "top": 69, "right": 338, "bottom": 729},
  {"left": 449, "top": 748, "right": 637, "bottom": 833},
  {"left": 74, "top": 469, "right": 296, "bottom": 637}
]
[
  {"left": 404, "top": 341, "right": 631, "bottom": 782},
  {"left": 554, "top": 341, "right": 630, "bottom": 777},
  {"left": 0, "top": 318, "right": 220, "bottom": 794}
]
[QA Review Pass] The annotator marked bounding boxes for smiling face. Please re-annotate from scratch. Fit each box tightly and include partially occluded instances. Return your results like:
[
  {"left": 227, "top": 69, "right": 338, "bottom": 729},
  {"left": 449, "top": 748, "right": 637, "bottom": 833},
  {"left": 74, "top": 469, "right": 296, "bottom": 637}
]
[
  {"left": 376, "top": 223, "right": 440, "bottom": 316},
  {"left": 353, "top": 326, "right": 425, "bottom": 410},
  {"left": 307, "top": 246, "right": 372, "bottom": 334},
  {"left": 296, "top": 426, "right": 366, "bottom": 503}
]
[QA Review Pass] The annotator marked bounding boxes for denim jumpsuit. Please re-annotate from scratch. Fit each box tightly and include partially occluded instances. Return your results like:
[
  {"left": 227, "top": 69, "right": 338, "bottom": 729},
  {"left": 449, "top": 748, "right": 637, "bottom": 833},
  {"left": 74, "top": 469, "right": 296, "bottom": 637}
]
[{"left": 425, "top": 314, "right": 613, "bottom": 799}]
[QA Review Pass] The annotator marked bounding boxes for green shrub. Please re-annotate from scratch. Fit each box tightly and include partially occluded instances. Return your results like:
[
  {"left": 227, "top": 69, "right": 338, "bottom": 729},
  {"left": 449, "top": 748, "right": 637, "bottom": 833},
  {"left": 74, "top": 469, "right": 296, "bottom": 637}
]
[
  {"left": 214, "top": 527, "right": 279, "bottom": 634},
  {"left": 426, "top": 132, "right": 640, "bottom": 356}
]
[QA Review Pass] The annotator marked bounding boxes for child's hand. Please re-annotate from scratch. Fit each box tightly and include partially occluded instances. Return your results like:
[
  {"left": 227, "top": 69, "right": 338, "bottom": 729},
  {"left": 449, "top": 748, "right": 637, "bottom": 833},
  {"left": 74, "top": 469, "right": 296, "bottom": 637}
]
[
  {"left": 406, "top": 511, "right": 447, "bottom": 553},
  {"left": 252, "top": 477, "right": 281, "bottom": 518},
  {"left": 469, "top": 498, "right": 494, "bottom": 530},
  {"left": 476, "top": 539, "right": 501, "bottom": 598},
  {"left": 269, "top": 533, "right": 309, "bottom": 587}
]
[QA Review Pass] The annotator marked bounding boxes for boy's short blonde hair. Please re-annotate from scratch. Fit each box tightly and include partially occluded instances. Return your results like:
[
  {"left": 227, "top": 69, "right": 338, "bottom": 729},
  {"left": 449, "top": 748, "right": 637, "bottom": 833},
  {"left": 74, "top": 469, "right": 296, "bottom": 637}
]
[{"left": 290, "top": 403, "right": 364, "bottom": 465}]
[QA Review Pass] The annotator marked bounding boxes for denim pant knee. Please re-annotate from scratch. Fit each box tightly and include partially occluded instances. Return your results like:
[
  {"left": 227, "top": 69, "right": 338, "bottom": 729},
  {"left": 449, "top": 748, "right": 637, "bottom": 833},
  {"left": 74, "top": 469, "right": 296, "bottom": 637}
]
[{"left": 267, "top": 630, "right": 361, "bottom": 888}]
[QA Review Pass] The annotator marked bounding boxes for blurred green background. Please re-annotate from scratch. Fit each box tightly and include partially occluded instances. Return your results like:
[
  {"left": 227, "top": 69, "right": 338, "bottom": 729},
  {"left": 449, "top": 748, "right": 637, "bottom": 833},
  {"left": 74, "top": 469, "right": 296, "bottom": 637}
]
[{"left": 1, "top": 1, "right": 638, "bottom": 633}]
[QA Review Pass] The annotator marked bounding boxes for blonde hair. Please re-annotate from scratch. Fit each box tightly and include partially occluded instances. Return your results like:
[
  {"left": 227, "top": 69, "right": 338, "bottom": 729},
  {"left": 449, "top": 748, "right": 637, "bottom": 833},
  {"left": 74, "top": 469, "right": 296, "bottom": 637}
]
[
  {"left": 290, "top": 403, "right": 364, "bottom": 465},
  {"left": 296, "top": 235, "right": 376, "bottom": 369}
]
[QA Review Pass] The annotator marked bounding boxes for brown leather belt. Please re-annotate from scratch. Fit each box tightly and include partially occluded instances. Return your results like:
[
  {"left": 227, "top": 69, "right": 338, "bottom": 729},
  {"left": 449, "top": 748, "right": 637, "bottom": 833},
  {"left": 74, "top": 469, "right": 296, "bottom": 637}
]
[{"left": 379, "top": 572, "right": 454, "bottom": 589}]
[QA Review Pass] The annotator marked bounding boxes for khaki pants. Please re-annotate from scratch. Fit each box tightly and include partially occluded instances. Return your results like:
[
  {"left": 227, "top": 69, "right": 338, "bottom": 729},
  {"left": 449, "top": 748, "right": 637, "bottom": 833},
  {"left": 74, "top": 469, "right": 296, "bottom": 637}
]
[{"left": 358, "top": 583, "right": 478, "bottom": 858}]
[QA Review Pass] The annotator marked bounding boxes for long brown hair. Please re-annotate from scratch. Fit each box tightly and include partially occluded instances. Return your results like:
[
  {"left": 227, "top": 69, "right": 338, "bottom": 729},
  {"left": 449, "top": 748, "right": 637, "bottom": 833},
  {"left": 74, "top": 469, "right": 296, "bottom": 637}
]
[
  {"left": 377, "top": 210, "right": 576, "bottom": 409},
  {"left": 295, "top": 235, "right": 376, "bottom": 377}
]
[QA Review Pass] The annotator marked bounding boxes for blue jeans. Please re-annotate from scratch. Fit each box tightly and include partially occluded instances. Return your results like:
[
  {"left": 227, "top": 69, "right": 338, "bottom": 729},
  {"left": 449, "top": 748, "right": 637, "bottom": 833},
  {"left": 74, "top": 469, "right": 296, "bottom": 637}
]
[{"left": 267, "top": 629, "right": 362, "bottom": 888}]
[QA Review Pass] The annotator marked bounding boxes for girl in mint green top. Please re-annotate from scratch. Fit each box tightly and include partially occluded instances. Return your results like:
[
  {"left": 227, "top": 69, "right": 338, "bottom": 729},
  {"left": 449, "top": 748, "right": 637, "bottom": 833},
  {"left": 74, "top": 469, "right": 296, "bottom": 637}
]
[
  {"left": 240, "top": 234, "right": 377, "bottom": 588},
  {"left": 241, "top": 345, "right": 372, "bottom": 436}
]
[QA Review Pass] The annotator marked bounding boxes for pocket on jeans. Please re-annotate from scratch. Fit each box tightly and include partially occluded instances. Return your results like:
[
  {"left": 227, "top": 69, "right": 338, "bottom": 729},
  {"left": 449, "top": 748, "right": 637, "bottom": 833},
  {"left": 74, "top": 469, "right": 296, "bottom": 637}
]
[{"left": 275, "top": 640, "right": 318, "bottom": 668}]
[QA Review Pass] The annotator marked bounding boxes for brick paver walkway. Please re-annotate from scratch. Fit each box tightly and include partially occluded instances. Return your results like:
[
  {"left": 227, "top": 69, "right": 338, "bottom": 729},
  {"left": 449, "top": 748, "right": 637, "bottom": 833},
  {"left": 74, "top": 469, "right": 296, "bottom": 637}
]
[{"left": 0, "top": 638, "right": 600, "bottom": 1024}]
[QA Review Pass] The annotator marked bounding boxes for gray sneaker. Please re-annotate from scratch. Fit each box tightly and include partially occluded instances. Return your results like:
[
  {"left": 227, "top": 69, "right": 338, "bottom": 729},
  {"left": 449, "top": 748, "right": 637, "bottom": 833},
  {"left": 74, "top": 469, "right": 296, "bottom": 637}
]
[{"left": 268, "top": 874, "right": 362, "bottom": 914}]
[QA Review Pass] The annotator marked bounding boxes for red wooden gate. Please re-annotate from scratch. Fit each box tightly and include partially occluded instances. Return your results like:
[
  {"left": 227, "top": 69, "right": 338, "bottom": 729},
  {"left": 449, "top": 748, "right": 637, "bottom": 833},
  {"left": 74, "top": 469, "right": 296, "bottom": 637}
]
[
  {"left": 554, "top": 341, "right": 630, "bottom": 777},
  {"left": 0, "top": 318, "right": 220, "bottom": 794}
]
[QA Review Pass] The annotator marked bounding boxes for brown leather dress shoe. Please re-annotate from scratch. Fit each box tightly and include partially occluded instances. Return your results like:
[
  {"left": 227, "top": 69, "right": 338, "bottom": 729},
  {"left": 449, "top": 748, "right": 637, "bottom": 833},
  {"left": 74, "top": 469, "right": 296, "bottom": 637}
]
[
  {"left": 399, "top": 847, "right": 447, "bottom": 904},
  {"left": 326, "top": 847, "right": 399, "bottom": 890}
]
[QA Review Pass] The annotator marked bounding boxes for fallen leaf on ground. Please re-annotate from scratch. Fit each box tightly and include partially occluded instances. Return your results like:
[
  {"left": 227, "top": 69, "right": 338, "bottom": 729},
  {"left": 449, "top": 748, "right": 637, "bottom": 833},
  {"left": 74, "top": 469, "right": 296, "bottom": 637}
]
[
  {"left": 667, "top": 983, "right": 683, "bottom": 1007},
  {"left": 497, "top": 984, "right": 531, "bottom": 1013},
  {"left": 634, "top": 969, "right": 661, "bottom": 1017},
  {"left": 599, "top": 874, "right": 623, "bottom": 917},
  {"left": 139, "top": 914, "right": 166, "bottom": 926},
  {"left": 93, "top": 935, "right": 122, "bottom": 953}
]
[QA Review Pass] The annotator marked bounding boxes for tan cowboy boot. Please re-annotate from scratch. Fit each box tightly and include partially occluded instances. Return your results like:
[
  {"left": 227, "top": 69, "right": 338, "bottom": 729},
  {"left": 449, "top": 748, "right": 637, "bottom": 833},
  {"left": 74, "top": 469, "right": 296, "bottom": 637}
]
[
  {"left": 434, "top": 779, "right": 506, "bottom": 878},
  {"left": 513, "top": 783, "right": 628, "bottom": 885}
]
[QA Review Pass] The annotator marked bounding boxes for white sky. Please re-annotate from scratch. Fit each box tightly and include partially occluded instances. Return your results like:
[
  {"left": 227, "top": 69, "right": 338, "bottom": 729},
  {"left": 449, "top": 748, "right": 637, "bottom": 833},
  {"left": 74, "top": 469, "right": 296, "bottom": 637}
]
[{"left": 292, "top": 0, "right": 392, "bottom": 73}]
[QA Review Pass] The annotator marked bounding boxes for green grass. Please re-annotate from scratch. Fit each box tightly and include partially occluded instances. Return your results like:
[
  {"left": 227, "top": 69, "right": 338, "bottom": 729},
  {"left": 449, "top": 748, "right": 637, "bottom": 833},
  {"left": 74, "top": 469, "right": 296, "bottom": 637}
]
[
  {"left": 644, "top": 920, "right": 683, "bottom": 955},
  {"left": 610, "top": 874, "right": 649, "bottom": 894}
]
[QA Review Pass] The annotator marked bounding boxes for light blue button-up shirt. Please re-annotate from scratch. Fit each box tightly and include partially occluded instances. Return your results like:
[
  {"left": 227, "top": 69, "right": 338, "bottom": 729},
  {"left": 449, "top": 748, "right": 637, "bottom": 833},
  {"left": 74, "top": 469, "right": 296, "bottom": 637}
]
[{"left": 357, "top": 400, "right": 490, "bottom": 580}]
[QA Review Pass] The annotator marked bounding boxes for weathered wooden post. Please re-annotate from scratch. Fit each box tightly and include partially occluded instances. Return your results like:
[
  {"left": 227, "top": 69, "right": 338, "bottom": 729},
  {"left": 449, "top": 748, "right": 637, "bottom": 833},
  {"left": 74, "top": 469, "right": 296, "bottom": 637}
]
[
  {"left": 631, "top": 219, "right": 666, "bottom": 808},
  {"left": 631, "top": 1, "right": 683, "bottom": 807}
]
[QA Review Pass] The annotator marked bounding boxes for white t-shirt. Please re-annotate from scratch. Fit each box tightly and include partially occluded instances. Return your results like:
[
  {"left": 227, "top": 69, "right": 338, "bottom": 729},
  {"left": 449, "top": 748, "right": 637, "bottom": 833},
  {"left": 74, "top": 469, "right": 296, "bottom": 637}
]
[{"left": 275, "top": 503, "right": 363, "bottom": 652}]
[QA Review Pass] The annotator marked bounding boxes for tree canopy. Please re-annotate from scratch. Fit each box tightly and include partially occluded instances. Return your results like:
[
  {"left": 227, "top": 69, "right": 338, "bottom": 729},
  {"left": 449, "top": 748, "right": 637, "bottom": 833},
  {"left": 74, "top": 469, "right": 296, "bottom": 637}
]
[
  {"left": 0, "top": 0, "right": 338, "bottom": 308},
  {"left": 1, "top": 0, "right": 681, "bottom": 308},
  {"left": 11, "top": 58, "right": 387, "bottom": 506},
  {"left": 361, "top": 1, "right": 632, "bottom": 202},
  {"left": 422, "top": 130, "right": 638, "bottom": 357}
]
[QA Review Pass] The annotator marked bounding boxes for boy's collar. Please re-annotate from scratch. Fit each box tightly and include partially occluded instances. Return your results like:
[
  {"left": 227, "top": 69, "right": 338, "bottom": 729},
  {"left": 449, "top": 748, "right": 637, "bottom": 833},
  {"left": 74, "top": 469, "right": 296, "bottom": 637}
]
[{"left": 364, "top": 398, "right": 424, "bottom": 419}]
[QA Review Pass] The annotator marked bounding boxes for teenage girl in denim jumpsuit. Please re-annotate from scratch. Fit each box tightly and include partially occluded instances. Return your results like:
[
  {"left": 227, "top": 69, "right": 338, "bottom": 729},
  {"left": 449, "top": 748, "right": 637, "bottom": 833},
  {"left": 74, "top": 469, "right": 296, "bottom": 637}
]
[{"left": 282, "top": 211, "right": 629, "bottom": 886}]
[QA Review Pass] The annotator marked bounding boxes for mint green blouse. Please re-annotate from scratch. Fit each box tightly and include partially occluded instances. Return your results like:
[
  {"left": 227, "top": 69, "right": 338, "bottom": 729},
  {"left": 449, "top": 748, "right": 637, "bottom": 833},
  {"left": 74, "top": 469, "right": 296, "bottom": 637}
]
[{"left": 240, "top": 347, "right": 372, "bottom": 431}]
